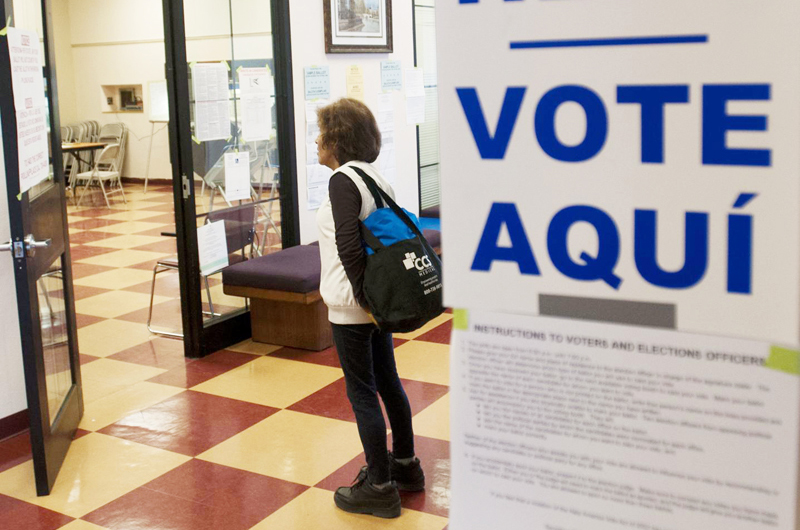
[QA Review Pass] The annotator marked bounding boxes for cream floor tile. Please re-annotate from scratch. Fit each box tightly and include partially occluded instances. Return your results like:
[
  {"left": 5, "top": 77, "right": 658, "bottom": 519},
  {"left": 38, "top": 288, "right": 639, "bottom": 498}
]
[
  {"left": 394, "top": 313, "right": 454, "bottom": 340},
  {"left": 78, "top": 319, "right": 154, "bottom": 357},
  {"left": 58, "top": 519, "right": 110, "bottom": 530},
  {"left": 191, "top": 356, "right": 342, "bottom": 408},
  {"left": 73, "top": 267, "right": 156, "bottom": 289},
  {"left": 198, "top": 410, "right": 363, "bottom": 486},
  {"left": 99, "top": 210, "right": 165, "bottom": 221},
  {"left": 412, "top": 394, "right": 450, "bottom": 441},
  {"left": 394, "top": 341, "right": 450, "bottom": 386},
  {"left": 79, "top": 381, "right": 185, "bottom": 431},
  {"left": 0, "top": 433, "right": 190, "bottom": 518},
  {"left": 76, "top": 249, "right": 168, "bottom": 267},
  {"left": 84, "top": 234, "right": 165, "bottom": 249},
  {"left": 227, "top": 339, "right": 283, "bottom": 356},
  {"left": 108, "top": 200, "right": 164, "bottom": 211},
  {"left": 92, "top": 221, "right": 169, "bottom": 235},
  {"left": 81, "top": 359, "right": 167, "bottom": 404},
  {"left": 75, "top": 290, "right": 171, "bottom": 318},
  {"left": 250, "top": 487, "right": 449, "bottom": 530}
]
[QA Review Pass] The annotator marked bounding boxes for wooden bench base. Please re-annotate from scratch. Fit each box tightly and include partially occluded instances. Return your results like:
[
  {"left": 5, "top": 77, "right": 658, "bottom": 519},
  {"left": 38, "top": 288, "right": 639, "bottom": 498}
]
[{"left": 224, "top": 285, "right": 333, "bottom": 351}]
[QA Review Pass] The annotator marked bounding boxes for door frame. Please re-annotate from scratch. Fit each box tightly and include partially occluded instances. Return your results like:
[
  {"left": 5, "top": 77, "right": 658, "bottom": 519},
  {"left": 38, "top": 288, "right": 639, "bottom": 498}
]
[
  {"left": 0, "top": 0, "right": 83, "bottom": 496},
  {"left": 160, "top": 0, "right": 300, "bottom": 357}
]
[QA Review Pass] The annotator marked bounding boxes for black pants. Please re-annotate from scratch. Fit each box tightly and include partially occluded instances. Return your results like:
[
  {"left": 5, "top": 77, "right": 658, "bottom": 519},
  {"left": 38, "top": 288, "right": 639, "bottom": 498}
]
[{"left": 331, "top": 322, "right": 415, "bottom": 484}]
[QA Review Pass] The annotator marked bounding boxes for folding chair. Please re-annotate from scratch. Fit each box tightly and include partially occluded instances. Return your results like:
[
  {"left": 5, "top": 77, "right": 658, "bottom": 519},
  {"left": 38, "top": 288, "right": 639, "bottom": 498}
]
[{"left": 75, "top": 144, "right": 126, "bottom": 207}]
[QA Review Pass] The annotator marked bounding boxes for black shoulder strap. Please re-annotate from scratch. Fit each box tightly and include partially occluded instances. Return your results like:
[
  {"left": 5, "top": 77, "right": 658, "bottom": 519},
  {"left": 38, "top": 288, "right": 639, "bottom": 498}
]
[
  {"left": 351, "top": 166, "right": 426, "bottom": 241},
  {"left": 335, "top": 168, "right": 384, "bottom": 209}
]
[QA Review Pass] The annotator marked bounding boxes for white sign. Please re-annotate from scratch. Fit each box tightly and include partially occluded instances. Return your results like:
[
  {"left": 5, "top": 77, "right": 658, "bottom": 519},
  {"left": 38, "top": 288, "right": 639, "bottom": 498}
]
[
  {"left": 16, "top": 106, "right": 49, "bottom": 194},
  {"left": 451, "top": 310, "right": 800, "bottom": 530},
  {"left": 193, "top": 63, "right": 231, "bottom": 141},
  {"left": 304, "top": 66, "right": 330, "bottom": 100},
  {"left": 381, "top": 60, "right": 402, "bottom": 92},
  {"left": 239, "top": 67, "right": 273, "bottom": 141},
  {"left": 192, "top": 62, "right": 229, "bottom": 102},
  {"left": 7, "top": 27, "right": 46, "bottom": 112},
  {"left": 197, "top": 220, "right": 229, "bottom": 275},
  {"left": 224, "top": 152, "right": 251, "bottom": 201},
  {"left": 437, "top": 1, "right": 800, "bottom": 344},
  {"left": 148, "top": 80, "right": 169, "bottom": 123}
]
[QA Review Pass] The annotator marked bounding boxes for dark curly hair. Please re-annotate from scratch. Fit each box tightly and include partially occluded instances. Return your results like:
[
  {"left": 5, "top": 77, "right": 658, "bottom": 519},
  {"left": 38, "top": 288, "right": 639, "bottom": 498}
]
[{"left": 317, "top": 98, "right": 381, "bottom": 164}]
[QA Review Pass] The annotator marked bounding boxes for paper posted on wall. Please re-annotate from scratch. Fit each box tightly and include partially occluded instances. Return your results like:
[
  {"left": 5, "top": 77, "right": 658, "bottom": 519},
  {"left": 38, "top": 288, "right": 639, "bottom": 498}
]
[
  {"left": 224, "top": 151, "right": 251, "bottom": 201},
  {"left": 375, "top": 93, "right": 396, "bottom": 184},
  {"left": 238, "top": 67, "right": 272, "bottom": 142},
  {"left": 450, "top": 310, "right": 800, "bottom": 530},
  {"left": 193, "top": 63, "right": 231, "bottom": 141},
  {"left": 197, "top": 220, "right": 229, "bottom": 275}
]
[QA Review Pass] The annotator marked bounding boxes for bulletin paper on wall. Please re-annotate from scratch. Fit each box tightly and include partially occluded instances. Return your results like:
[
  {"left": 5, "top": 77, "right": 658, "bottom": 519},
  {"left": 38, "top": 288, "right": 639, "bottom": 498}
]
[
  {"left": 238, "top": 67, "right": 272, "bottom": 142},
  {"left": 197, "top": 220, "right": 229, "bottom": 275},
  {"left": 305, "top": 100, "right": 332, "bottom": 210},
  {"left": 346, "top": 65, "right": 365, "bottom": 102},
  {"left": 375, "top": 93, "right": 396, "bottom": 184},
  {"left": 8, "top": 27, "right": 50, "bottom": 193},
  {"left": 450, "top": 310, "right": 800, "bottom": 530},
  {"left": 381, "top": 60, "right": 402, "bottom": 92},
  {"left": 405, "top": 67, "right": 425, "bottom": 125},
  {"left": 304, "top": 66, "right": 330, "bottom": 100},
  {"left": 192, "top": 63, "right": 231, "bottom": 141}
]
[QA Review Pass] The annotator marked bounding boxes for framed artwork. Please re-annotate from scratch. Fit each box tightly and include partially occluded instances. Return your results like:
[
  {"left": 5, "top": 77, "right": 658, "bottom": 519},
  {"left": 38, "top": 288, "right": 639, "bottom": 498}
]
[{"left": 324, "top": 0, "right": 393, "bottom": 54}]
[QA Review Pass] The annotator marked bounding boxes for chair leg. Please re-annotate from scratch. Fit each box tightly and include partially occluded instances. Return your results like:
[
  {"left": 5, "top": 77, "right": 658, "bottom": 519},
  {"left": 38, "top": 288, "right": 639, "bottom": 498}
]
[
  {"left": 98, "top": 178, "right": 111, "bottom": 208},
  {"left": 147, "top": 264, "right": 183, "bottom": 338},
  {"left": 76, "top": 176, "right": 93, "bottom": 207},
  {"left": 203, "top": 275, "right": 216, "bottom": 317},
  {"left": 118, "top": 177, "right": 127, "bottom": 204}
]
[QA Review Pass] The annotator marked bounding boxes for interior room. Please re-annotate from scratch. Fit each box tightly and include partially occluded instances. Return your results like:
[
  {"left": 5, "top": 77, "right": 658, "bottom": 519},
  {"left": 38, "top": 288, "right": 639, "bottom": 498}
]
[{"left": 0, "top": 0, "right": 449, "bottom": 528}]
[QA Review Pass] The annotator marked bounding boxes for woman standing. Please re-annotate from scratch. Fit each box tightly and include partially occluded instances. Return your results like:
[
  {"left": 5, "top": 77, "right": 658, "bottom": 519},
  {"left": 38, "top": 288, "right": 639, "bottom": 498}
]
[{"left": 316, "top": 98, "right": 424, "bottom": 518}]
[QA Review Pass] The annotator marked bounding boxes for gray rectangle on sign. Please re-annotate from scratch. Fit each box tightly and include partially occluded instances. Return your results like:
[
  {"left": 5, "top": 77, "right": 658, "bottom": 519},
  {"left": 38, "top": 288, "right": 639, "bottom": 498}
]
[{"left": 539, "top": 295, "right": 676, "bottom": 329}]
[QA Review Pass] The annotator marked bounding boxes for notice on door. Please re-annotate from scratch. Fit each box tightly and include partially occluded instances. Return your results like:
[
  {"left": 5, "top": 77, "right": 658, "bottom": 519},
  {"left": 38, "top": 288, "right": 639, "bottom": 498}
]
[{"left": 450, "top": 310, "right": 800, "bottom": 530}]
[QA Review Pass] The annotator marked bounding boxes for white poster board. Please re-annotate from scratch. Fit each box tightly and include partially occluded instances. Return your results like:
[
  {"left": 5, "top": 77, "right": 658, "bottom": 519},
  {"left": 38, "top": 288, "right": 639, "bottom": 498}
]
[
  {"left": 224, "top": 151, "right": 251, "bottom": 201},
  {"left": 197, "top": 220, "right": 229, "bottom": 275},
  {"left": 436, "top": 0, "right": 800, "bottom": 345},
  {"left": 148, "top": 80, "right": 169, "bottom": 123},
  {"left": 8, "top": 27, "right": 50, "bottom": 193}
]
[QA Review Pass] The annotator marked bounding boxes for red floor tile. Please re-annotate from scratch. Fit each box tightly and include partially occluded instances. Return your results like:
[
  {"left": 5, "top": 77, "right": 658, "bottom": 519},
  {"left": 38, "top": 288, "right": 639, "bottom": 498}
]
[
  {"left": 393, "top": 337, "right": 408, "bottom": 348},
  {"left": 123, "top": 459, "right": 308, "bottom": 525},
  {"left": 288, "top": 378, "right": 449, "bottom": 424},
  {"left": 116, "top": 298, "right": 181, "bottom": 326},
  {"left": 98, "top": 390, "right": 278, "bottom": 456},
  {"left": 0, "top": 494, "right": 73, "bottom": 529},
  {"left": 69, "top": 218, "right": 125, "bottom": 231},
  {"left": 68, "top": 231, "right": 118, "bottom": 245},
  {"left": 147, "top": 350, "right": 258, "bottom": 388},
  {"left": 70, "top": 263, "right": 115, "bottom": 280},
  {"left": 75, "top": 314, "right": 106, "bottom": 329},
  {"left": 128, "top": 258, "right": 174, "bottom": 271},
  {"left": 316, "top": 435, "right": 450, "bottom": 518},
  {"left": 68, "top": 245, "right": 118, "bottom": 261},
  {"left": 73, "top": 429, "right": 92, "bottom": 440},
  {"left": 79, "top": 354, "right": 100, "bottom": 365},
  {"left": 0, "top": 432, "right": 31, "bottom": 473},
  {"left": 69, "top": 207, "right": 117, "bottom": 218},
  {"left": 269, "top": 345, "right": 341, "bottom": 368},
  {"left": 71, "top": 285, "right": 112, "bottom": 301},
  {"left": 122, "top": 274, "right": 179, "bottom": 295},
  {"left": 416, "top": 320, "right": 452, "bottom": 345},
  {"left": 108, "top": 337, "right": 190, "bottom": 370}
]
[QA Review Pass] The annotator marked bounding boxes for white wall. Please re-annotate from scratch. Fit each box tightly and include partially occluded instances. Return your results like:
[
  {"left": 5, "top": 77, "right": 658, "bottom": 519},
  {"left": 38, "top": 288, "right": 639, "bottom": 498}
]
[
  {"left": 0, "top": 113, "right": 28, "bottom": 421},
  {"left": 289, "top": 1, "right": 420, "bottom": 243}
]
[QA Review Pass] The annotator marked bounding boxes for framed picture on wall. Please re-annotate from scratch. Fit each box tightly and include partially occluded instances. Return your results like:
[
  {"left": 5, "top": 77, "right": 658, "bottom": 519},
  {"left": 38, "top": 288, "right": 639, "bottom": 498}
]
[{"left": 324, "top": 0, "right": 393, "bottom": 54}]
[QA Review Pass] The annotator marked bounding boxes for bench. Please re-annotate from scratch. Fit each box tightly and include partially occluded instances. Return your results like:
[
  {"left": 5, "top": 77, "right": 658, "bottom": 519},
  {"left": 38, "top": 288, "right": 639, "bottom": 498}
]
[
  {"left": 222, "top": 230, "right": 442, "bottom": 351},
  {"left": 222, "top": 245, "right": 332, "bottom": 351}
]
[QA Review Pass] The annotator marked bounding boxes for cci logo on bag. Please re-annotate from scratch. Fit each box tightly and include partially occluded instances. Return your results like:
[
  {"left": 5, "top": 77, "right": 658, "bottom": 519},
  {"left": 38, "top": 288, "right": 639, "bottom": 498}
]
[{"left": 403, "top": 252, "right": 433, "bottom": 271}]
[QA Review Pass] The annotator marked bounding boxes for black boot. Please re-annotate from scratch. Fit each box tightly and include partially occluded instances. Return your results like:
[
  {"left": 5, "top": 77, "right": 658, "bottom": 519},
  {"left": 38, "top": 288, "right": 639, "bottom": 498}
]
[
  {"left": 334, "top": 469, "right": 401, "bottom": 518},
  {"left": 389, "top": 452, "right": 425, "bottom": 492}
]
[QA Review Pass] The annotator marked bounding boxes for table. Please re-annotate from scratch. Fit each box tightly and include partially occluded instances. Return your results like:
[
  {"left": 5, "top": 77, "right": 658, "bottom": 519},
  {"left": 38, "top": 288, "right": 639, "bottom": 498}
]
[{"left": 62, "top": 142, "right": 106, "bottom": 201}]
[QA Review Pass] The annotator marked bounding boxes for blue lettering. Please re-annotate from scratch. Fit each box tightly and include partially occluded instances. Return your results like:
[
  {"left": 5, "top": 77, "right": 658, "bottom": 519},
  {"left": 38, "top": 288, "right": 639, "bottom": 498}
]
[
  {"left": 471, "top": 202, "right": 540, "bottom": 274},
  {"left": 547, "top": 205, "right": 622, "bottom": 289},
  {"left": 535, "top": 85, "right": 608, "bottom": 162},
  {"left": 702, "top": 84, "right": 771, "bottom": 167},
  {"left": 634, "top": 210, "right": 708, "bottom": 289},
  {"left": 617, "top": 85, "right": 689, "bottom": 164},
  {"left": 457, "top": 87, "right": 526, "bottom": 159},
  {"left": 728, "top": 193, "right": 756, "bottom": 294}
]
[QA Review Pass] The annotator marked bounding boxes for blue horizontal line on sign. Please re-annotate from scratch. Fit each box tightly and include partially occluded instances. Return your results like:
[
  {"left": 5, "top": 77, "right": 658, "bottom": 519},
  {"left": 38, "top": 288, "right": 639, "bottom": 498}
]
[{"left": 510, "top": 34, "right": 708, "bottom": 49}]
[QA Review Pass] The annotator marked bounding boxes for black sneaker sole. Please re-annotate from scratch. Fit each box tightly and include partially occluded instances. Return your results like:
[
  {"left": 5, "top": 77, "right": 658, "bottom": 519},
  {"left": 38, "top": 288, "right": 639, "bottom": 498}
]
[{"left": 334, "top": 495, "right": 402, "bottom": 518}]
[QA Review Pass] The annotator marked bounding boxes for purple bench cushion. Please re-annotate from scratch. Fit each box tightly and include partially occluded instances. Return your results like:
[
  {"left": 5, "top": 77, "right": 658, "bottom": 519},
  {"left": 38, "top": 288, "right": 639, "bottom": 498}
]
[
  {"left": 222, "top": 244, "right": 321, "bottom": 293},
  {"left": 420, "top": 205, "right": 440, "bottom": 219}
]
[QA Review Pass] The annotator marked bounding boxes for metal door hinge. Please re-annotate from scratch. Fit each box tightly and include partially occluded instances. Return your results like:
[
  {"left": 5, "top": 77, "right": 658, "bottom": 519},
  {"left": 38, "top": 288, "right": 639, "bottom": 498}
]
[{"left": 182, "top": 174, "right": 191, "bottom": 199}]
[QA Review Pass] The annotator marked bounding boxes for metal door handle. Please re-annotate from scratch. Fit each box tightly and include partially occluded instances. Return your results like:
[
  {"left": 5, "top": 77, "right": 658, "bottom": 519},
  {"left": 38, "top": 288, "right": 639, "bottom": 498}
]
[
  {"left": 0, "top": 240, "right": 25, "bottom": 258},
  {"left": 24, "top": 235, "right": 51, "bottom": 250},
  {"left": 0, "top": 241, "right": 11, "bottom": 252}
]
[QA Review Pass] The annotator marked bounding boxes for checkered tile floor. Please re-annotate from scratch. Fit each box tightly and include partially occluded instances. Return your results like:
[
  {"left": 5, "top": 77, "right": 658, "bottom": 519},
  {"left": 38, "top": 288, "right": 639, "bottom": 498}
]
[{"left": 0, "top": 183, "right": 452, "bottom": 529}]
